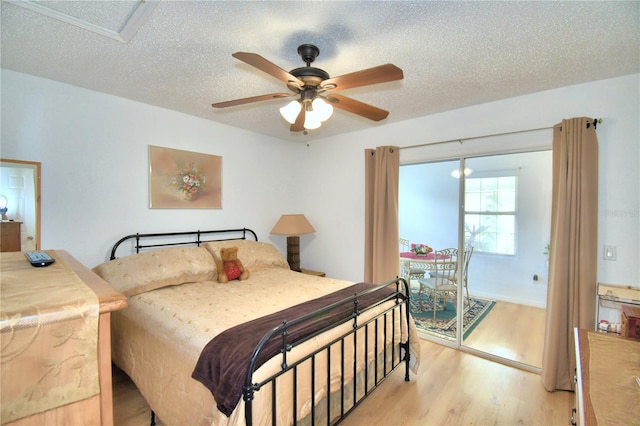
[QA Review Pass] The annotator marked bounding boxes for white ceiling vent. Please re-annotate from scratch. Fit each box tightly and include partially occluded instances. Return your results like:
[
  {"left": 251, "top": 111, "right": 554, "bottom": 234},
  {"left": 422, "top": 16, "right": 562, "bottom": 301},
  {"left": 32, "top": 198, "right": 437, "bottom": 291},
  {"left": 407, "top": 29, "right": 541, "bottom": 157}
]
[{"left": 4, "top": 0, "right": 158, "bottom": 43}]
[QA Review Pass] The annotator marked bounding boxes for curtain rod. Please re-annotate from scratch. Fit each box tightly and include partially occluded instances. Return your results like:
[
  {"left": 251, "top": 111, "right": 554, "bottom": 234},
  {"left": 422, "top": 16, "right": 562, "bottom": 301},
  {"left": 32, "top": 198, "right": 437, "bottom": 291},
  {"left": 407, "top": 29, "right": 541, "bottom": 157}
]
[{"left": 399, "top": 118, "right": 602, "bottom": 150}]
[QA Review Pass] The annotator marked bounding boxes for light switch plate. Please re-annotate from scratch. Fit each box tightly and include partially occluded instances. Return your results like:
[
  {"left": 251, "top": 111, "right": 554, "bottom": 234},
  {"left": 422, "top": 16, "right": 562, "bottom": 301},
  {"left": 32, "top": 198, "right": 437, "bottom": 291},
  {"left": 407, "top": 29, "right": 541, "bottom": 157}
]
[{"left": 603, "top": 245, "right": 616, "bottom": 261}]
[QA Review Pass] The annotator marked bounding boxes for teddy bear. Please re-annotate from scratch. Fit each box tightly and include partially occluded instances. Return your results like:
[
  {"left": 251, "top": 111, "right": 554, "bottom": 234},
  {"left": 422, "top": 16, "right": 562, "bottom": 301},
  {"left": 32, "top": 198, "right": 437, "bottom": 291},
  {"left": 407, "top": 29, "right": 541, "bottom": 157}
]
[{"left": 216, "top": 246, "right": 250, "bottom": 283}]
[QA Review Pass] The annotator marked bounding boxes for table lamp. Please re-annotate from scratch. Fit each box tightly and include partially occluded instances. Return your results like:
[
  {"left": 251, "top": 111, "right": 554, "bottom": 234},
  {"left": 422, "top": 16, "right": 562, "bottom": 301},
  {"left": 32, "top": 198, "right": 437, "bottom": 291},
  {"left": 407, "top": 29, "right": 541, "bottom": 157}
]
[{"left": 271, "top": 214, "right": 315, "bottom": 272}]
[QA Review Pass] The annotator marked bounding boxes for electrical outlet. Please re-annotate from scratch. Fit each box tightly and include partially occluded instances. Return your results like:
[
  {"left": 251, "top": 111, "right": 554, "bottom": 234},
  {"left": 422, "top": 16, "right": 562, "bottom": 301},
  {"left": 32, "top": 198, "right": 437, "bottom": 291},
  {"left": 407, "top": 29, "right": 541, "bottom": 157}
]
[
  {"left": 604, "top": 245, "right": 616, "bottom": 261},
  {"left": 532, "top": 274, "right": 545, "bottom": 284}
]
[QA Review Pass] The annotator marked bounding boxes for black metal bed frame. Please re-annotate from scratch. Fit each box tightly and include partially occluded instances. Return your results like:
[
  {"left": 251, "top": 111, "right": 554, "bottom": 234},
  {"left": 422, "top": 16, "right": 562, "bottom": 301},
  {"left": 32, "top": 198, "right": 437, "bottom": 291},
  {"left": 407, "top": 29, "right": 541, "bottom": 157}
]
[
  {"left": 109, "top": 228, "right": 258, "bottom": 260},
  {"left": 243, "top": 277, "right": 411, "bottom": 426},
  {"left": 107, "top": 228, "right": 411, "bottom": 426}
]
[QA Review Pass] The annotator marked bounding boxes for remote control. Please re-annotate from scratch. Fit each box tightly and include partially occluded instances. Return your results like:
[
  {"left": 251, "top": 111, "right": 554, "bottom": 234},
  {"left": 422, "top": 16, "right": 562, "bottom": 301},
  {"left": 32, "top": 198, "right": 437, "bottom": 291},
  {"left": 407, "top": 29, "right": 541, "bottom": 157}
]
[{"left": 24, "top": 251, "right": 56, "bottom": 267}]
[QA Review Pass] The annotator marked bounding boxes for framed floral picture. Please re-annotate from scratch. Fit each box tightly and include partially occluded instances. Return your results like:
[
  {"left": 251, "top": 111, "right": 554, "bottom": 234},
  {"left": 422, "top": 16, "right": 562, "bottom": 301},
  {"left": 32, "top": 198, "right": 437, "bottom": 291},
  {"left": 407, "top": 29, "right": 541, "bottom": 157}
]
[{"left": 149, "top": 145, "right": 222, "bottom": 209}]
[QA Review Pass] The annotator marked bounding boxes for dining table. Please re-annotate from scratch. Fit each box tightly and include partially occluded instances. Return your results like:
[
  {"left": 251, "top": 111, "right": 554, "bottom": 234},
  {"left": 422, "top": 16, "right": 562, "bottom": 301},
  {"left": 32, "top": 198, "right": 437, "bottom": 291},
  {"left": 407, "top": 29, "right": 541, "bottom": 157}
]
[{"left": 399, "top": 251, "right": 455, "bottom": 275}]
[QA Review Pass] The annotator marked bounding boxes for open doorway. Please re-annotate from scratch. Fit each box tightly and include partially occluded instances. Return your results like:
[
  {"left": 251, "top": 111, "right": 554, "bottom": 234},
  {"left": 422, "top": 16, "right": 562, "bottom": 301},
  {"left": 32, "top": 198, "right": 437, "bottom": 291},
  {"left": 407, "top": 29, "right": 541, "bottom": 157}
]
[{"left": 399, "top": 150, "right": 552, "bottom": 370}]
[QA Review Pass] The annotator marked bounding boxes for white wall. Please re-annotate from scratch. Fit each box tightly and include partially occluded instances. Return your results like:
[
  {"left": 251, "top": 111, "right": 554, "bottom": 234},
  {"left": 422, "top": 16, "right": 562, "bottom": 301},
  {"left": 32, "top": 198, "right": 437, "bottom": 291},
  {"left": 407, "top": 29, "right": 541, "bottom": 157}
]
[
  {"left": 1, "top": 69, "right": 302, "bottom": 267},
  {"left": 2, "top": 70, "right": 638, "bottom": 291}
]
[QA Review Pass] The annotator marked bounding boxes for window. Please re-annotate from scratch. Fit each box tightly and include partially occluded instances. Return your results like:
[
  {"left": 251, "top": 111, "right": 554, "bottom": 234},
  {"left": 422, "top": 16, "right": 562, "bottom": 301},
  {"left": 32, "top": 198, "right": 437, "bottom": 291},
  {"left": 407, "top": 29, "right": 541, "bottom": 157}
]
[{"left": 464, "top": 175, "right": 517, "bottom": 255}]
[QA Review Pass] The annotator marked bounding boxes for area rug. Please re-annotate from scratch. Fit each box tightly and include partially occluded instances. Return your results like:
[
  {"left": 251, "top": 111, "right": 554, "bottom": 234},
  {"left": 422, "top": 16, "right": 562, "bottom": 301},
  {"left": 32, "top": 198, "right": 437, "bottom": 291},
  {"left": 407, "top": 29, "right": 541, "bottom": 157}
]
[{"left": 410, "top": 291, "right": 495, "bottom": 340}]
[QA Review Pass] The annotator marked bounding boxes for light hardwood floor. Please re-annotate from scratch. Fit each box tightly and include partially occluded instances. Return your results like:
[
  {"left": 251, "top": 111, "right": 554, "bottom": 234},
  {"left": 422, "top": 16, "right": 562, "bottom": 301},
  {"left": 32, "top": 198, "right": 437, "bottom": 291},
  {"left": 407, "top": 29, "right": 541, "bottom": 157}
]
[
  {"left": 112, "top": 338, "right": 573, "bottom": 426},
  {"left": 463, "top": 301, "right": 546, "bottom": 368}
]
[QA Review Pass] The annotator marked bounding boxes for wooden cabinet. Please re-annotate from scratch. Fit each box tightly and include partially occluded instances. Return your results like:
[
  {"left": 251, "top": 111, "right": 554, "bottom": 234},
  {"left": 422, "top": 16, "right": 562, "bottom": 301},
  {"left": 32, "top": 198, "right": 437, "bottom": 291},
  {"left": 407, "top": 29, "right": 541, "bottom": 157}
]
[
  {"left": 1, "top": 250, "right": 128, "bottom": 425},
  {"left": 0, "top": 221, "right": 21, "bottom": 251}
]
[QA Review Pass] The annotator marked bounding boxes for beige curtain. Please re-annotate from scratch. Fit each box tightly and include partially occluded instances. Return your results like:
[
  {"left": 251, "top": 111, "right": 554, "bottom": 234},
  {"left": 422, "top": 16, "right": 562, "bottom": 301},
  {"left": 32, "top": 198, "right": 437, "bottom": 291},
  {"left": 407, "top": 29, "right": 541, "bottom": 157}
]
[
  {"left": 542, "top": 117, "right": 599, "bottom": 391},
  {"left": 364, "top": 146, "right": 400, "bottom": 284}
]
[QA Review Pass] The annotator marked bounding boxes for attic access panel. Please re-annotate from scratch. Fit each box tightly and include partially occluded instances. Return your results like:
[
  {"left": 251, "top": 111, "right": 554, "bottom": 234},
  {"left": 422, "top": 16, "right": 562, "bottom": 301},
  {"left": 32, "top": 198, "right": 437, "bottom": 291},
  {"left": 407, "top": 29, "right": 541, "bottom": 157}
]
[{"left": 5, "top": 0, "right": 158, "bottom": 43}]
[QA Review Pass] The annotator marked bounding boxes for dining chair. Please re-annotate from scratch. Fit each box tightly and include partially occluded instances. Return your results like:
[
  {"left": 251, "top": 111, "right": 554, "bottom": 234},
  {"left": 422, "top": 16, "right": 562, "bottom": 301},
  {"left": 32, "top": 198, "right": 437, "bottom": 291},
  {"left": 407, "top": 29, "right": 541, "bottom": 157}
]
[
  {"left": 399, "top": 238, "right": 426, "bottom": 283},
  {"left": 417, "top": 248, "right": 458, "bottom": 320},
  {"left": 445, "top": 245, "right": 474, "bottom": 308},
  {"left": 461, "top": 245, "right": 474, "bottom": 303}
]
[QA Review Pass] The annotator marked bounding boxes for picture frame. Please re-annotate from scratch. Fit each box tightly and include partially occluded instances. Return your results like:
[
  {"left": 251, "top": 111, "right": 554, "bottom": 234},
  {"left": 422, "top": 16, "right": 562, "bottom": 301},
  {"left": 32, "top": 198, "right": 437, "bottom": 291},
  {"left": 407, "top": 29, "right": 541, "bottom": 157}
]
[{"left": 149, "top": 145, "right": 222, "bottom": 209}]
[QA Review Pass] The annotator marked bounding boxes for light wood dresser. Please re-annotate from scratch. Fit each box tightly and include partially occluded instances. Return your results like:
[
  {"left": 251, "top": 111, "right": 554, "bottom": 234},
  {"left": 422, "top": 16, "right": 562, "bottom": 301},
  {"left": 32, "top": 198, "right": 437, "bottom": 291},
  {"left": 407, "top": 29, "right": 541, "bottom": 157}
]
[
  {"left": 1, "top": 250, "right": 127, "bottom": 426},
  {"left": 573, "top": 328, "right": 640, "bottom": 425}
]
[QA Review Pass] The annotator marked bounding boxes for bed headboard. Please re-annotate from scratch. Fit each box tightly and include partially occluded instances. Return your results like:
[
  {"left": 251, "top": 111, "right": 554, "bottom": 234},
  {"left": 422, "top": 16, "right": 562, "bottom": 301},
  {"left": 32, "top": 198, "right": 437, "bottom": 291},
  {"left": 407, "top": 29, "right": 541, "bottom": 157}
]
[{"left": 109, "top": 228, "right": 258, "bottom": 260}]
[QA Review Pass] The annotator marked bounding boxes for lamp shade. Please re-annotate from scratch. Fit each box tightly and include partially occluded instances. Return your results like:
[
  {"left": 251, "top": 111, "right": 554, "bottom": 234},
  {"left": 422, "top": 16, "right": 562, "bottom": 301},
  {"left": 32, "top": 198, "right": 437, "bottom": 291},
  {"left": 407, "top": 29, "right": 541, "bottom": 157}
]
[
  {"left": 270, "top": 214, "right": 315, "bottom": 236},
  {"left": 312, "top": 98, "right": 333, "bottom": 122},
  {"left": 303, "top": 112, "right": 321, "bottom": 130},
  {"left": 280, "top": 100, "right": 302, "bottom": 124}
]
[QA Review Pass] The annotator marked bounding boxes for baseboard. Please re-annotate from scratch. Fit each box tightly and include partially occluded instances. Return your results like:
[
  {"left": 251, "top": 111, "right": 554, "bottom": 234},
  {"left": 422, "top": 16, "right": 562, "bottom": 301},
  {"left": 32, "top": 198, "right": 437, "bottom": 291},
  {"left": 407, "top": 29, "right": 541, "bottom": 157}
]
[{"left": 469, "top": 291, "right": 546, "bottom": 309}]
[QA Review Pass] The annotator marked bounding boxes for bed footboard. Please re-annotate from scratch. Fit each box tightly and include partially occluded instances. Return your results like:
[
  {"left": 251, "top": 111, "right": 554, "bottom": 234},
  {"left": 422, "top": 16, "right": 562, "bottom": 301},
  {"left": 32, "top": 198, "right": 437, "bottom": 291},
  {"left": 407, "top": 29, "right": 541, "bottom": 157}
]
[{"left": 243, "top": 277, "right": 411, "bottom": 426}]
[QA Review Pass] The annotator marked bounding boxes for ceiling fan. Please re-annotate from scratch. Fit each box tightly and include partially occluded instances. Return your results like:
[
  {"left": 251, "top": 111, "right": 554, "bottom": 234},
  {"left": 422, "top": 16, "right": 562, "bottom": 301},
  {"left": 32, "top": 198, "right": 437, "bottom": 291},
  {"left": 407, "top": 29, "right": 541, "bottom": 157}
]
[{"left": 212, "top": 44, "right": 404, "bottom": 132}]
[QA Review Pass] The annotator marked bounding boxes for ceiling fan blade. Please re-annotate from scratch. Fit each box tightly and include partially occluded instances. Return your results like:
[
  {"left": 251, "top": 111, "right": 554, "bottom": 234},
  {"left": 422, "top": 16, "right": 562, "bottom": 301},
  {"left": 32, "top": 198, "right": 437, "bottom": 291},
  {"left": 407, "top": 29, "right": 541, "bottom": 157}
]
[
  {"left": 212, "top": 93, "right": 291, "bottom": 108},
  {"left": 320, "top": 64, "right": 403, "bottom": 92},
  {"left": 326, "top": 94, "right": 390, "bottom": 121},
  {"left": 232, "top": 52, "right": 305, "bottom": 88},
  {"left": 290, "top": 107, "right": 305, "bottom": 132}
]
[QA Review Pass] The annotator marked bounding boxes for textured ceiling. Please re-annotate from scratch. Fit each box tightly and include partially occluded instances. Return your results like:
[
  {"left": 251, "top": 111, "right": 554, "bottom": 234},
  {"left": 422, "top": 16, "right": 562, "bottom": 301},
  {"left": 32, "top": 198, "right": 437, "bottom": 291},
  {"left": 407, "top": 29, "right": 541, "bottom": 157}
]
[{"left": 2, "top": 1, "right": 639, "bottom": 142}]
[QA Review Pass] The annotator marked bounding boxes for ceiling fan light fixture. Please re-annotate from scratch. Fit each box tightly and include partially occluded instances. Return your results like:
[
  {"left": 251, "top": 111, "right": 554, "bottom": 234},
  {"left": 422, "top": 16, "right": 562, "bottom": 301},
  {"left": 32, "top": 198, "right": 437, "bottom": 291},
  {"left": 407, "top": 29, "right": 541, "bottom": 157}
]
[
  {"left": 451, "top": 167, "right": 473, "bottom": 178},
  {"left": 280, "top": 100, "right": 302, "bottom": 124},
  {"left": 312, "top": 98, "right": 333, "bottom": 122}
]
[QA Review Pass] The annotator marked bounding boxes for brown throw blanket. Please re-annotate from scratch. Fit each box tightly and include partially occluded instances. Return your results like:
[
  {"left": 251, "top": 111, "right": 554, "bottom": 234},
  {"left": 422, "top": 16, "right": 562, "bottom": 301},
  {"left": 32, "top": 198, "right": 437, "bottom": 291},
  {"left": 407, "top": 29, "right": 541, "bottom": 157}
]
[{"left": 192, "top": 282, "right": 400, "bottom": 417}]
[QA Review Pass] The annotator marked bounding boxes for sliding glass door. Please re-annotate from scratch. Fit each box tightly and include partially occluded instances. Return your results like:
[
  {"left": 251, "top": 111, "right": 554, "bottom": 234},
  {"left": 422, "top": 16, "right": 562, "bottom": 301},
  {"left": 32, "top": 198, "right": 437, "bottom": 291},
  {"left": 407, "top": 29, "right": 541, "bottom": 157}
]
[
  {"left": 399, "top": 159, "right": 461, "bottom": 343},
  {"left": 460, "top": 151, "right": 551, "bottom": 369},
  {"left": 400, "top": 150, "right": 552, "bottom": 370}
]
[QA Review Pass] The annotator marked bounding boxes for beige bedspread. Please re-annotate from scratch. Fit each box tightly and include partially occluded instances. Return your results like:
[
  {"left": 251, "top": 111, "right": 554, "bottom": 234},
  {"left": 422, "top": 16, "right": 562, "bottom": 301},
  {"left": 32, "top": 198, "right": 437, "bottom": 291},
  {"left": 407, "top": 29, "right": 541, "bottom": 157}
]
[
  {"left": 98, "top": 244, "right": 420, "bottom": 425},
  {"left": 1, "top": 251, "right": 99, "bottom": 424}
]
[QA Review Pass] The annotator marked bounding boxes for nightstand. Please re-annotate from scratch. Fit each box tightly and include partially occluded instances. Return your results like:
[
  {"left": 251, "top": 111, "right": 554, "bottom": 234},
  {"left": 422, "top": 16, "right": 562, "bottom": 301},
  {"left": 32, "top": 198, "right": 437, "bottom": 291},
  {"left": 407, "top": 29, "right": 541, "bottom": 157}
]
[{"left": 301, "top": 268, "right": 326, "bottom": 277}]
